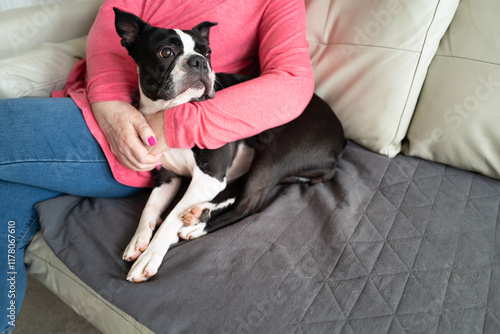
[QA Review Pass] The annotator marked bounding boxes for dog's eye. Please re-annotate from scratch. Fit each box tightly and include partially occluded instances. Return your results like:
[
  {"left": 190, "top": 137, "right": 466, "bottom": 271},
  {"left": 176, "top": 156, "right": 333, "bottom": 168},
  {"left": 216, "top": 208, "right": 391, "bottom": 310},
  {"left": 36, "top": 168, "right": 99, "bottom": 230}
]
[
  {"left": 204, "top": 50, "right": 211, "bottom": 58},
  {"left": 159, "top": 48, "right": 174, "bottom": 58}
]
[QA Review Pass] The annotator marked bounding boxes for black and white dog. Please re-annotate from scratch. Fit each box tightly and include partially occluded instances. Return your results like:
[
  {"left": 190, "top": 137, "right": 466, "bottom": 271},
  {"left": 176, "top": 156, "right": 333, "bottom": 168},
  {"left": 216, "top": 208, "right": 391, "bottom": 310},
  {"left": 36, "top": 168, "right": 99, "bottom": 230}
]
[{"left": 113, "top": 8, "right": 346, "bottom": 282}]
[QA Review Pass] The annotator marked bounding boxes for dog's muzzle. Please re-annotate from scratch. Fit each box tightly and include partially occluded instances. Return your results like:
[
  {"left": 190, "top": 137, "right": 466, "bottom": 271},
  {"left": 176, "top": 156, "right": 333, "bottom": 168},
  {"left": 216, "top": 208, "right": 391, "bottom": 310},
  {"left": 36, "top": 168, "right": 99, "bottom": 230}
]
[{"left": 186, "top": 55, "right": 215, "bottom": 100}]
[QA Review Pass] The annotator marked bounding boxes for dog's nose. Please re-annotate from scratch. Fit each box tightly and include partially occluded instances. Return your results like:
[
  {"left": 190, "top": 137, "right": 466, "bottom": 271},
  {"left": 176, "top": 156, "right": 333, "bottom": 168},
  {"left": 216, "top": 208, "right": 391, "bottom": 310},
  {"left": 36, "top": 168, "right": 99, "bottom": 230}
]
[{"left": 187, "top": 55, "right": 208, "bottom": 73}]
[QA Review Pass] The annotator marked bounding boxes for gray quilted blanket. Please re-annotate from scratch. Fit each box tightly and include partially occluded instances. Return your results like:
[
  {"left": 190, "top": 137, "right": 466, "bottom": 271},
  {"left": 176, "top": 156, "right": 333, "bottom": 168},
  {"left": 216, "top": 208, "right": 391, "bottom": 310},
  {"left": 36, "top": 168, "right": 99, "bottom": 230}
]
[{"left": 36, "top": 142, "right": 500, "bottom": 333}]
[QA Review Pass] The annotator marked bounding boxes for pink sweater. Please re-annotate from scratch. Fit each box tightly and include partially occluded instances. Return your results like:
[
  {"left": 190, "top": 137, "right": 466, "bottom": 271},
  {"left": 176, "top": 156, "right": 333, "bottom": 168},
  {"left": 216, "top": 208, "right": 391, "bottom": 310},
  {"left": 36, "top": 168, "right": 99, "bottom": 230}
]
[{"left": 54, "top": 0, "right": 314, "bottom": 188}]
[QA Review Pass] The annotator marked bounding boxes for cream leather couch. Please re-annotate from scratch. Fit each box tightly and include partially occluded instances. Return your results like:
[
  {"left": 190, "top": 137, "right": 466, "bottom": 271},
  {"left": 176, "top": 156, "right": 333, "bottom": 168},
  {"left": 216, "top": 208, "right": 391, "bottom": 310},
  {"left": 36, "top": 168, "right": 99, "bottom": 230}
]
[{"left": 1, "top": 0, "right": 500, "bottom": 333}]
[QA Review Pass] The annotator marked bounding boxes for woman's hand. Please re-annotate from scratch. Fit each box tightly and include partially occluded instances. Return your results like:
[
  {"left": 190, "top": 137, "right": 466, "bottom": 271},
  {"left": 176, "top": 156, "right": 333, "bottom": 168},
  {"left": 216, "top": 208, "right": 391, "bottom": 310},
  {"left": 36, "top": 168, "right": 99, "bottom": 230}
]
[{"left": 91, "top": 101, "right": 165, "bottom": 171}]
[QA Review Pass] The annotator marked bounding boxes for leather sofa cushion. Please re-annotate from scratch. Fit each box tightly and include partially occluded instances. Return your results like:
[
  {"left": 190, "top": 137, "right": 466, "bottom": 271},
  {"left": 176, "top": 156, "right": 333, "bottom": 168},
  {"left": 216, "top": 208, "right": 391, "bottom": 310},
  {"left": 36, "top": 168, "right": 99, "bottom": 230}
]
[
  {"left": 404, "top": 0, "right": 500, "bottom": 180},
  {"left": 0, "top": 36, "right": 86, "bottom": 98},
  {"left": 306, "top": 0, "right": 459, "bottom": 157}
]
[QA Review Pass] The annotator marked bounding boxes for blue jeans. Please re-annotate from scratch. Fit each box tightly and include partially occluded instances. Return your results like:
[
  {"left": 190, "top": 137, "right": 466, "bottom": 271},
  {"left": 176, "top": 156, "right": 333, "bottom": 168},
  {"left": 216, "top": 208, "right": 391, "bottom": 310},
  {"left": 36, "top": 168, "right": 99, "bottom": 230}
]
[{"left": 0, "top": 98, "right": 143, "bottom": 333}]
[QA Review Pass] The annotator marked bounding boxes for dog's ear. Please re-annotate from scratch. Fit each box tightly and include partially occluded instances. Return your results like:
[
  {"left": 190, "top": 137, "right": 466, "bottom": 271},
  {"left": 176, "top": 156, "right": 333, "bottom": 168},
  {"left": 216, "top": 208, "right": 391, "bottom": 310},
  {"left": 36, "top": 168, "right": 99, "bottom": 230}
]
[
  {"left": 113, "top": 7, "right": 151, "bottom": 55},
  {"left": 192, "top": 22, "right": 218, "bottom": 42}
]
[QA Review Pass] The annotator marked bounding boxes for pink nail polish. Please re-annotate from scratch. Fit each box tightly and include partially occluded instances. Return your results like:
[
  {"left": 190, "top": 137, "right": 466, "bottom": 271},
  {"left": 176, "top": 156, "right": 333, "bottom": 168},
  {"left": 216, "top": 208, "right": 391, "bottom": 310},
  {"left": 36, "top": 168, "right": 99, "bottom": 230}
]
[
  {"left": 148, "top": 136, "right": 157, "bottom": 146},
  {"left": 155, "top": 164, "right": 162, "bottom": 171}
]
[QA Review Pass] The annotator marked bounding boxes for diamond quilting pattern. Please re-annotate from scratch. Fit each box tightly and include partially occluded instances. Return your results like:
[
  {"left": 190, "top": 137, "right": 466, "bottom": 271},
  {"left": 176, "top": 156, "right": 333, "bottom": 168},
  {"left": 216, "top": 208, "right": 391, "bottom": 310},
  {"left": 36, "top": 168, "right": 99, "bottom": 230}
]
[{"left": 308, "top": 144, "right": 500, "bottom": 333}]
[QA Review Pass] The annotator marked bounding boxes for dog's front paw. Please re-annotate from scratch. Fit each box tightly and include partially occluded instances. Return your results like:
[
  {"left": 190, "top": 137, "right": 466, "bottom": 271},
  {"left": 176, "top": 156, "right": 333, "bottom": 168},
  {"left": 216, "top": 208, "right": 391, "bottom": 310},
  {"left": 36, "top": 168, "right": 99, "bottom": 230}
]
[
  {"left": 126, "top": 246, "right": 165, "bottom": 283},
  {"left": 178, "top": 223, "right": 207, "bottom": 240},
  {"left": 180, "top": 203, "right": 213, "bottom": 226},
  {"left": 122, "top": 220, "right": 157, "bottom": 262}
]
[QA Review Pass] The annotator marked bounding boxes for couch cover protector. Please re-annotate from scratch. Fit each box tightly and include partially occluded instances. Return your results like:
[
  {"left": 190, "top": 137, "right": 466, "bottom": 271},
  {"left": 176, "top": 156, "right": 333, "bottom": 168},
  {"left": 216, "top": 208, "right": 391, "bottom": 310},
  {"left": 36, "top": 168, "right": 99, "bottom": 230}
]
[{"left": 34, "top": 142, "right": 500, "bottom": 334}]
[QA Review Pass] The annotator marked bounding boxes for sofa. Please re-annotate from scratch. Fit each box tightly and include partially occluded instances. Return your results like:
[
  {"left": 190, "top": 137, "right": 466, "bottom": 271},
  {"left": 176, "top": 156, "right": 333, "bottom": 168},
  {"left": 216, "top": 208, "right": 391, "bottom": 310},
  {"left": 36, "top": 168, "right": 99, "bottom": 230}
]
[{"left": 2, "top": 0, "right": 500, "bottom": 333}]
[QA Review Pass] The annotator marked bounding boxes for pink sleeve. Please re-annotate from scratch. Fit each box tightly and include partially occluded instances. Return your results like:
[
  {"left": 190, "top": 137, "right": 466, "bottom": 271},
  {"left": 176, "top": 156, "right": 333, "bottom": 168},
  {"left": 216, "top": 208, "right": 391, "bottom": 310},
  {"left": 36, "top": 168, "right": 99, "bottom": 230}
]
[
  {"left": 163, "top": 0, "right": 314, "bottom": 149},
  {"left": 85, "top": 0, "right": 141, "bottom": 104}
]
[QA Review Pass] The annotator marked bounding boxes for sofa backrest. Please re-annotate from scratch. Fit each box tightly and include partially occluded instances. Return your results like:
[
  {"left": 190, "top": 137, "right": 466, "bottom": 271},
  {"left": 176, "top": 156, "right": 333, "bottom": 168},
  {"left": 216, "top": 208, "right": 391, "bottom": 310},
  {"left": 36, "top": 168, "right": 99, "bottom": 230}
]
[
  {"left": 0, "top": 0, "right": 102, "bottom": 58},
  {"left": 306, "top": 0, "right": 459, "bottom": 157}
]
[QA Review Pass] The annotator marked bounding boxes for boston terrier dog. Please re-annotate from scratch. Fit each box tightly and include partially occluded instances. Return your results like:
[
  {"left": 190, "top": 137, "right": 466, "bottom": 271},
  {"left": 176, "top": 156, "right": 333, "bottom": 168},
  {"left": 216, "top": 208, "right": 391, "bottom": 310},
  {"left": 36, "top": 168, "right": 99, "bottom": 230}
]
[{"left": 113, "top": 8, "right": 346, "bottom": 282}]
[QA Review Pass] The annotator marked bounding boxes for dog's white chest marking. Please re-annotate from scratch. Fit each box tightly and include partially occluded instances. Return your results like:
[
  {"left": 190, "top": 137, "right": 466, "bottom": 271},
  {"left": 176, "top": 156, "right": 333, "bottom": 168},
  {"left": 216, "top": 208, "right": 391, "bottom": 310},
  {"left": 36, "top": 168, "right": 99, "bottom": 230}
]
[
  {"left": 160, "top": 149, "right": 197, "bottom": 177},
  {"left": 157, "top": 143, "right": 254, "bottom": 181}
]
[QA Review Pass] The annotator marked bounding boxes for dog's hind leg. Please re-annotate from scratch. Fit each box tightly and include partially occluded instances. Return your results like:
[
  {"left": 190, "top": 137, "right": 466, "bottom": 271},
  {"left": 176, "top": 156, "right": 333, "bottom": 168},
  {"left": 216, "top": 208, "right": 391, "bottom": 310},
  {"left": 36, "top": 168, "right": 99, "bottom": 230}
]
[
  {"left": 192, "top": 96, "right": 345, "bottom": 234},
  {"left": 199, "top": 160, "right": 285, "bottom": 234},
  {"left": 201, "top": 159, "right": 339, "bottom": 235},
  {"left": 182, "top": 95, "right": 345, "bottom": 239},
  {"left": 178, "top": 178, "right": 243, "bottom": 239}
]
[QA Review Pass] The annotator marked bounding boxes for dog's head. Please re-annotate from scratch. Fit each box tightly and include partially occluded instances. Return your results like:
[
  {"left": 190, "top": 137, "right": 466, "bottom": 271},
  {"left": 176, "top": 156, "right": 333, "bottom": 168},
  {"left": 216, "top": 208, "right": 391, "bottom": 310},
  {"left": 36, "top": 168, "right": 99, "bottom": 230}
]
[{"left": 113, "top": 8, "right": 217, "bottom": 114}]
